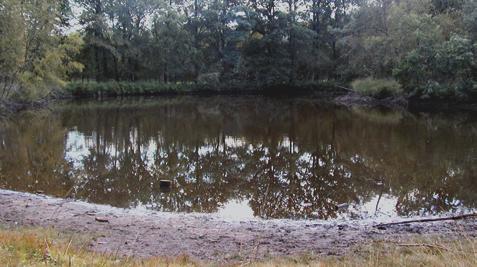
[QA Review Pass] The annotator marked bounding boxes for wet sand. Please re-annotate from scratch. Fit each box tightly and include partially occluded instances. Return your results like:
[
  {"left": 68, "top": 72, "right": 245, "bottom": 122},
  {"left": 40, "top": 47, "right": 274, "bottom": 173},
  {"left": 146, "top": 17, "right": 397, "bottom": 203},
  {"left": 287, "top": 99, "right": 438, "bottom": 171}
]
[{"left": 1, "top": 189, "right": 476, "bottom": 263}]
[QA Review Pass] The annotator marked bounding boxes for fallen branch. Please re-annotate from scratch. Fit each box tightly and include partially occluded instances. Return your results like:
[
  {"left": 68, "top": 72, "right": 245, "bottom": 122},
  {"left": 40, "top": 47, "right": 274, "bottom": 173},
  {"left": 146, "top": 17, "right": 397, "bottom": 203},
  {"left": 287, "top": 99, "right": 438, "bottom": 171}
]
[
  {"left": 374, "top": 213, "right": 477, "bottom": 228},
  {"left": 95, "top": 217, "right": 110, "bottom": 223}
]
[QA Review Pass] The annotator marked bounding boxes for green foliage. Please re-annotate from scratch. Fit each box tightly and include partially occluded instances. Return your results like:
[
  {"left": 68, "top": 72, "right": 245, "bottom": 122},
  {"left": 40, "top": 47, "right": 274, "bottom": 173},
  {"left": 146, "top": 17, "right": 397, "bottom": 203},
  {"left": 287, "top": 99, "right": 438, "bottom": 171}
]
[
  {"left": 394, "top": 35, "right": 476, "bottom": 98},
  {"left": 344, "top": 0, "right": 477, "bottom": 99},
  {"left": 0, "top": 0, "right": 26, "bottom": 99},
  {"left": 0, "top": 0, "right": 83, "bottom": 101},
  {"left": 66, "top": 81, "right": 195, "bottom": 97},
  {"left": 351, "top": 78, "right": 403, "bottom": 98},
  {"left": 65, "top": 80, "right": 334, "bottom": 97},
  {"left": 463, "top": 1, "right": 477, "bottom": 41},
  {"left": 18, "top": 34, "right": 85, "bottom": 100},
  {"left": 149, "top": 8, "right": 197, "bottom": 82},
  {"left": 1, "top": 0, "right": 477, "bottom": 100},
  {"left": 344, "top": 0, "right": 444, "bottom": 78},
  {"left": 72, "top": 0, "right": 363, "bottom": 86},
  {"left": 197, "top": 73, "right": 220, "bottom": 85}
]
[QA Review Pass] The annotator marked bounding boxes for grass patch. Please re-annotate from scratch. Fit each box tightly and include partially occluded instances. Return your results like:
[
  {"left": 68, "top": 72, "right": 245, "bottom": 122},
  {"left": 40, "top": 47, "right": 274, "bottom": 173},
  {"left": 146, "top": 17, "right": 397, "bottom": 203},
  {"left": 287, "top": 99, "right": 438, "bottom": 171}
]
[
  {"left": 251, "top": 236, "right": 477, "bottom": 267},
  {"left": 351, "top": 78, "right": 403, "bottom": 99},
  {"left": 0, "top": 227, "right": 475, "bottom": 266},
  {"left": 0, "top": 227, "right": 198, "bottom": 266},
  {"left": 328, "top": 236, "right": 477, "bottom": 267},
  {"left": 65, "top": 80, "right": 337, "bottom": 97},
  {"left": 65, "top": 81, "right": 201, "bottom": 97}
]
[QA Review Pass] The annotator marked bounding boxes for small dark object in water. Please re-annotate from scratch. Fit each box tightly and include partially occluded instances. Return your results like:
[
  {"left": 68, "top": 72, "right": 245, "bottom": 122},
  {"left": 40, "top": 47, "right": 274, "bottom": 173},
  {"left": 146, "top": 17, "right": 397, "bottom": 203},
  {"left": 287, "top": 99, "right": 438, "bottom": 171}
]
[
  {"left": 335, "top": 203, "right": 349, "bottom": 210},
  {"left": 159, "top": 180, "right": 172, "bottom": 189}
]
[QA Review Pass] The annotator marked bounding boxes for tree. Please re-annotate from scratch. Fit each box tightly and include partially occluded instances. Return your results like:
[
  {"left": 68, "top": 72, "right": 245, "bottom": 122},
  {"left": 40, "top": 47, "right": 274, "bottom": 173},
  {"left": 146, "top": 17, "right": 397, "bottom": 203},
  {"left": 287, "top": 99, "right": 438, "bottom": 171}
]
[
  {"left": 150, "top": 8, "right": 196, "bottom": 82},
  {"left": 69, "top": 0, "right": 476, "bottom": 92},
  {"left": 0, "top": 0, "right": 83, "bottom": 100},
  {"left": 0, "top": 0, "right": 25, "bottom": 98},
  {"left": 394, "top": 35, "right": 476, "bottom": 97}
]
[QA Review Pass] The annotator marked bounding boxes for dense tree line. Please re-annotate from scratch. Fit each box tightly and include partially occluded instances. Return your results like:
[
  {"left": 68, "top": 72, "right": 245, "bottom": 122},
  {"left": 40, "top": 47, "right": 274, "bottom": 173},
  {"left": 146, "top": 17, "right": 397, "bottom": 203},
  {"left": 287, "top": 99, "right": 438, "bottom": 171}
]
[{"left": 0, "top": 0, "right": 476, "bottom": 99}]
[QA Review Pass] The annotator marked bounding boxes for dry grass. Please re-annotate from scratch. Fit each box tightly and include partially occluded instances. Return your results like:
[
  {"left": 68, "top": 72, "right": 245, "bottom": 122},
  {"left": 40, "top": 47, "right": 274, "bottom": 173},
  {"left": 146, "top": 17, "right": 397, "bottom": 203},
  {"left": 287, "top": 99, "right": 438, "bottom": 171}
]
[
  {"left": 250, "top": 236, "right": 477, "bottom": 267},
  {"left": 0, "top": 227, "right": 198, "bottom": 266},
  {"left": 0, "top": 227, "right": 475, "bottom": 267},
  {"left": 351, "top": 78, "right": 403, "bottom": 98}
]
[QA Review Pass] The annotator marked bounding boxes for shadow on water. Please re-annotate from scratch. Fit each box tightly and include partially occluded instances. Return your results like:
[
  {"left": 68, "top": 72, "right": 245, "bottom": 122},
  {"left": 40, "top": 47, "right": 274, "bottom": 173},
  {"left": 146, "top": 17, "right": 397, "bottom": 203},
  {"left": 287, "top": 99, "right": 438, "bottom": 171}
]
[{"left": 0, "top": 96, "right": 476, "bottom": 220}]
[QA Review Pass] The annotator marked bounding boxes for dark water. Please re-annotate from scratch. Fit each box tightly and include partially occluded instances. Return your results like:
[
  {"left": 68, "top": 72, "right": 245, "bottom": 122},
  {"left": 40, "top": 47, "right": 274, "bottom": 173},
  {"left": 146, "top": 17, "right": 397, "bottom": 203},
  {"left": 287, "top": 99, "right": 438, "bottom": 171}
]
[{"left": 1, "top": 96, "right": 476, "bottom": 220}]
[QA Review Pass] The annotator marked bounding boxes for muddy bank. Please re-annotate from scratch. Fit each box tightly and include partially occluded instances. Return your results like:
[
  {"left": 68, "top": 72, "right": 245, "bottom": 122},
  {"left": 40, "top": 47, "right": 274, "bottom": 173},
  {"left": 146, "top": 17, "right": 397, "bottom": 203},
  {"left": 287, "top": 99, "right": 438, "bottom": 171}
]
[
  {"left": 0, "top": 189, "right": 476, "bottom": 263},
  {"left": 334, "top": 92, "right": 477, "bottom": 112}
]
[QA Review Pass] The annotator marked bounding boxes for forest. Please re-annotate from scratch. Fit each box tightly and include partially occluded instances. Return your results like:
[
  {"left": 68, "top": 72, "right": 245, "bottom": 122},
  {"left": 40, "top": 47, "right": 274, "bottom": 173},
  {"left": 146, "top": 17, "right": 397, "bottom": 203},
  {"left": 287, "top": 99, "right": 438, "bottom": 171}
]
[
  {"left": 2, "top": 1, "right": 477, "bottom": 265},
  {"left": 0, "top": 0, "right": 476, "bottom": 100}
]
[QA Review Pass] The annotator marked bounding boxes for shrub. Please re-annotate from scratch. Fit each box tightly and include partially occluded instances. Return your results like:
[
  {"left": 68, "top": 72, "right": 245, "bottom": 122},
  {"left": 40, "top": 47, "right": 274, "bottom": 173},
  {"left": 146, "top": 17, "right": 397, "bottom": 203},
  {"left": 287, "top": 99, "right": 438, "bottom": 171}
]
[
  {"left": 197, "top": 72, "right": 220, "bottom": 85},
  {"left": 393, "top": 35, "right": 476, "bottom": 98},
  {"left": 351, "top": 78, "right": 403, "bottom": 98}
]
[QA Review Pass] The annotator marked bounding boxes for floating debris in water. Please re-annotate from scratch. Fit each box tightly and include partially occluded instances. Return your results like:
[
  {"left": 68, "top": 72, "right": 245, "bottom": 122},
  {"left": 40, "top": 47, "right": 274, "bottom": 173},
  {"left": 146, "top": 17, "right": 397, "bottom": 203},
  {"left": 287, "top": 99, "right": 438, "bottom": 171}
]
[{"left": 336, "top": 203, "right": 350, "bottom": 210}]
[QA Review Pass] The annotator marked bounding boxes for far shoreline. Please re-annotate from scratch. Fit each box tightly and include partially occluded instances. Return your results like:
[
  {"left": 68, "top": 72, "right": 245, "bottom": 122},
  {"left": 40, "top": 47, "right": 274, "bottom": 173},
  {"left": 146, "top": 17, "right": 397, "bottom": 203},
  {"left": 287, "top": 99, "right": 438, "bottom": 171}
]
[{"left": 2, "top": 83, "right": 477, "bottom": 118}]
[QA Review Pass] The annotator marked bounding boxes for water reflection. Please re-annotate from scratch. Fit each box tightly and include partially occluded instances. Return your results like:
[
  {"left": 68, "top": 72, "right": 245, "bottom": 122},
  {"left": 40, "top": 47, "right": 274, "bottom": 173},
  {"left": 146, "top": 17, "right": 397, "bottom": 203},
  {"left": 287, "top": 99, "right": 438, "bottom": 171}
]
[{"left": 1, "top": 97, "right": 476, "bottom": 220}]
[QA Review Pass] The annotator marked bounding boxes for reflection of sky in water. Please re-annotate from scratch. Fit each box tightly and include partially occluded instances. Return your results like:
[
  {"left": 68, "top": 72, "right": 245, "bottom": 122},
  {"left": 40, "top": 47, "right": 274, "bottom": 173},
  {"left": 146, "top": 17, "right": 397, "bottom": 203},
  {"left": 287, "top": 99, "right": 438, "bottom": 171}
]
[
  {"left": 3, "top": 98, "right": 476, "bottom": 221},
  {"left": 65, "top": 131, "right": 89, "bottom": 168},
  {"left": 62, "top": 127, "right": 475, "bottom": 220},
  {"left": 63, "top": 131, "right": 438, "bottom": 220},
  {"left": 67, "top": 132, "right": 250, "bottom": 168},
  {"left": 211, "top": 197, "right": 401, "bottom": 220},
  {"left": 217, "top": 200, "right": 254, "bottom": 220},
  {"left": 364, "top": 195, "right": 398, "bottom": 217},
  {"left": 200, "top": 196, "right": 448, "bottom": 220}
]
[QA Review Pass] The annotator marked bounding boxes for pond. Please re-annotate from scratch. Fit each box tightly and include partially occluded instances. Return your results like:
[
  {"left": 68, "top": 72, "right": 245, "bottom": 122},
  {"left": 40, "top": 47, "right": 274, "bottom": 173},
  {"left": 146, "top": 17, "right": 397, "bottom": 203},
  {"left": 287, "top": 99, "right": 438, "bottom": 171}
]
[{"left": 0, "top": 96, "right": 476, "bottom": 220}]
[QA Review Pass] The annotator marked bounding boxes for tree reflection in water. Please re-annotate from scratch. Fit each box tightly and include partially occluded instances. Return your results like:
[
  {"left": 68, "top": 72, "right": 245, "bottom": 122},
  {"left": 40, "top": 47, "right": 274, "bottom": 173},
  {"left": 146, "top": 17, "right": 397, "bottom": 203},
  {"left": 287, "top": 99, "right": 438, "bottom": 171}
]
[{"left": 0, "top": 97, "right": 476, "bottom": 220}]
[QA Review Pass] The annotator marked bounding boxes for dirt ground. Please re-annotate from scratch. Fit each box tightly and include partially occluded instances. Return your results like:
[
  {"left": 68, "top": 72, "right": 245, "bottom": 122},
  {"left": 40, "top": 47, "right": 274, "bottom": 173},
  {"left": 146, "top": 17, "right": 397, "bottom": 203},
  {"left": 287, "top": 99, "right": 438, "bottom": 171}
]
[{"left": 1, "top": 189, "right": 476, "bottom": 263}]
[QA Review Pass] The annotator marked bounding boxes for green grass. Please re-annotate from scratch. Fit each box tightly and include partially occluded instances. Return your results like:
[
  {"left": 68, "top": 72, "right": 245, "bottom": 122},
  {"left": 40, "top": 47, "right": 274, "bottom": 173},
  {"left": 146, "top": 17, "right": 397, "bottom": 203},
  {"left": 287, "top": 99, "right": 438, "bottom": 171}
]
[
  {"left": 65, "top": 80, "right": 337, "bottom": 97},
  {"left": 1, "top": 227, "right": 476, "bottom": 266},
  {"left": 351, "top": 78, "right": 403, "bottom": 98},
  {"left": 66, "top": 81, "right": 199, "bottom": 97}
]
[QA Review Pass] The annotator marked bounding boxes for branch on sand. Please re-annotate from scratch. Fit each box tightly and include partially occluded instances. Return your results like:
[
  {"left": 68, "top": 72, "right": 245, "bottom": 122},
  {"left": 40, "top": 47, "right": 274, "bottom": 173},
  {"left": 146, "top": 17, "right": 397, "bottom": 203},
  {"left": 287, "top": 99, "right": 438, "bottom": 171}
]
[{"left": 375, "top": 213, "right": 477, "bottom": 228}]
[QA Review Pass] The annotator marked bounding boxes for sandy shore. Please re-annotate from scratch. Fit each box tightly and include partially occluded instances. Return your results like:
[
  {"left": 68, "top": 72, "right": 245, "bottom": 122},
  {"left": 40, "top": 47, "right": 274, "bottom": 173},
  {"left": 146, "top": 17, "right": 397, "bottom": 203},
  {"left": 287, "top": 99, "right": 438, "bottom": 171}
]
[{"left": 1, "top": 189, "right": 476, "bottom": 263}]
